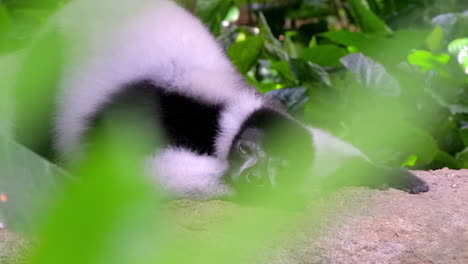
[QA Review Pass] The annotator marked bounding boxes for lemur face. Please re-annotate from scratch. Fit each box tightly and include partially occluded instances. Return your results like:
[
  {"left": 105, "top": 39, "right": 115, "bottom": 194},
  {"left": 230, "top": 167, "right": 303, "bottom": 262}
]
[{"left": 226, "top": 119, "right": 314, "bottom": 196}]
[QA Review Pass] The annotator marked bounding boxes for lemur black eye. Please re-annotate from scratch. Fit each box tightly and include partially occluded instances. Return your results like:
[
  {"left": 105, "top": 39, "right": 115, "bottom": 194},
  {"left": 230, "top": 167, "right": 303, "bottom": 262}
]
[{"left": 239, "top": 142, "right": 253, "bottom": 155}]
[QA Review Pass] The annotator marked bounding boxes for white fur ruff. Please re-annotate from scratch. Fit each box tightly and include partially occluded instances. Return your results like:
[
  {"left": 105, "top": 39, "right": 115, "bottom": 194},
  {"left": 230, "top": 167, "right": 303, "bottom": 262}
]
[
  {"left": 147, "top": 147, "right": 232, "bottom": 199},
  {"left": 52, "top": 0, "right": 260, "bottom": 158}
]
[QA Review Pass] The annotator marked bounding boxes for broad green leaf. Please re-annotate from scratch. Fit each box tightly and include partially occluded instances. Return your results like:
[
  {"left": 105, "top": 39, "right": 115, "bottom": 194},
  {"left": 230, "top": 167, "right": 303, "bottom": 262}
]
[
  {"left": 347, "top": 0, "right": 390, "bottom": 34},
  {"left": 227, "top": 35, "right": 264, "bottom": 74},
  {"left": 401, "top": 154, "right": 418, "bottom": 167},
  {"left": 426, "top": 25, "right": 444, "bottom": 51},
  {"left": 0, "top": 138, "right": 73, "bottom": 234},
  {"left": 289, "top": 58, "right": 331, "bottom": 86},
  {"left": 270, "top": 60, "right": 296, "bottom": 82},
  {"left": 407, "top": 50, "right": 450, "bottom": 74},
  {"left": 224, "top": 5, "right": 239, "bottom": 22},
  {"left": 0, "top": 8, "right": 55, "bottom": 53},
  {"left": 13, "top": 28, "right": 65, "bottom": 154},
  {"left": 340, "top": 53, "right": 401, "bottom": 96},
  {"left": 266, "top": 86, "right": 309, "bottom": 114},
  {"left": 29, "top": 123, "right": 164, "bottom": 264},
  {"left": 348, "top": 116, "right": 439, "bottom": 166},
  {"left": 299, "top": 44, "right": 347, "bottom": 67}
]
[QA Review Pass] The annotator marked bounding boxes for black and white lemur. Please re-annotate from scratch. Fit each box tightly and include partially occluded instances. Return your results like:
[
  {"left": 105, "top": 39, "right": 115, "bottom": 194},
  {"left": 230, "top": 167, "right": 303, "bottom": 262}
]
[{"left": 10, "top": 0, "right": 428, "bottom": 201}]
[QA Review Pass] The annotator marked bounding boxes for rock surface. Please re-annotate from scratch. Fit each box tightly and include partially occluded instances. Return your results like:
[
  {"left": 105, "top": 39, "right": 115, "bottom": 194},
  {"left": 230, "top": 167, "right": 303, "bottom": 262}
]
[{"left": 1, "top": 169, "right": 468, "bottom": 264}]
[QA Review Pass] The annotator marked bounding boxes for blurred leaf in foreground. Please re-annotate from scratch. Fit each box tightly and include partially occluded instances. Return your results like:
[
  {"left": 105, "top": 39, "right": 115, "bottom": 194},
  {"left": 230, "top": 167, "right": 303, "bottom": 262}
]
[
  {"left": 407, "top": 50, "right": 451, "bottom": 74},
  {"left": 0, "top": 138, "right": 73, "bottom": 234},
  {"left": 0, "top": 4, "right": 10, "bottom": 35},
  {"left": 426, "top": 25, "right": 444, "bottom": 51},
  {"left": 28, "top": 119, "right": 164, "bottom": 264},
  {"left": 340, "top": 53, "right": 401, "bottom": 96}
]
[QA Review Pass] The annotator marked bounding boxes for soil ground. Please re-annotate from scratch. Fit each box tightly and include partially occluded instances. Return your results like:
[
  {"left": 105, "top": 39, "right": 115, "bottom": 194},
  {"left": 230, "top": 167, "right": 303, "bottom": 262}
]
[{"left": 1, "top": 169, "right": 467, "bottom": 263}]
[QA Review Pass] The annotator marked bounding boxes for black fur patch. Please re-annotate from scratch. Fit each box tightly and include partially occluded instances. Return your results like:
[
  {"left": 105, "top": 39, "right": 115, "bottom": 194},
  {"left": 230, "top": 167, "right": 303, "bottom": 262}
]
[{"left": 87, "top": 80, "right": 222, "bottom": 155}]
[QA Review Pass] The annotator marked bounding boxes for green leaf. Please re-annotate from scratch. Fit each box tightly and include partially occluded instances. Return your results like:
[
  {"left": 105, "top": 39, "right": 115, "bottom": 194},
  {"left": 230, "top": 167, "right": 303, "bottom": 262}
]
[
  {"left": 195, "top": 0, "right": 232, "bottom": 34},
  {"left": 0, "top": 138, "right": 73, "bottom": 234},
  {"left": 258, "top": 12, "right": 288, "bottom": 60},
  {"left": 434, "top": 150, "right": 460, "bottom": 169},
  {"left": 14, "top": 29, "right": 65, "bottom": 151},
  {"left": 340, "top": 53, "right": 401, "bottom": 96},
  {"left": 227, "top": 35, "right": 264, "bottom": 74},
  {"left": 349, "top": 117, "right": 439, "bottom": 166},
  {"left": 347, "top": 0, "right": 390, "bottom": 34},
  {"left": 264, "top": 41, "right": 289, "bottom": 61},
  {"left": 299, "top": 44, "right": 347, "bottom": 67},
  {"left": 289, "top": 58, "right": 331, "bottom": 86},
  {"left": 269, "top": 60, "right": 296, "bottom": 82},
  {"left": 283, "top": 31, "right": 299, "bottom": 58},
  {"left": 407, "top": 50, "right": 450, "bottom": 73},
  {"left": 426, "top": 25, "right": 444, "bottom": 51},
  {"left": 455, "top": 147, "right": 468, "bottom": 168},
  {"left": 266, "top": 87, "right": 309, "bottom": 114},
  {"left": 224, "top": 5, "right": 239, "bottom": 22},
  {"left": 401, "top": 154, "right": 418, "bottom": 167}
]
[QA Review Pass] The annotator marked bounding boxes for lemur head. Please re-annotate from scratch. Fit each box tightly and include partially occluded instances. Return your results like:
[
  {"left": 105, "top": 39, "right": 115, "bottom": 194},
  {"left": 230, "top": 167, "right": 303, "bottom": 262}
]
[{"left": 226, "top": 109, "right": 314, "bottom": 197}]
